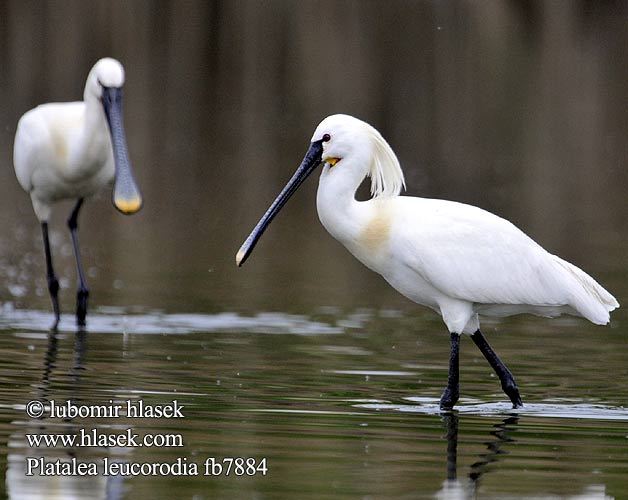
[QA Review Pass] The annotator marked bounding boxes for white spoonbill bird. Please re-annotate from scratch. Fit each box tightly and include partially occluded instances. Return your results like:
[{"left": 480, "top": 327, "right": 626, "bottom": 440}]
[
  {"left": 236, "top": 114, "right": 619, "bottom": 409},
  {"left": 14, "top": 57, "right": 143, "bottom": 329}
]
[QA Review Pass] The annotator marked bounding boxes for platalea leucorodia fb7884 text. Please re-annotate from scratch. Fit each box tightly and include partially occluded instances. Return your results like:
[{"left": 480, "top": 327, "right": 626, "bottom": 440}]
[
  {"left": 236, "top": 114, "right": 619, "bottom": 409},
  {"left": 14, "top": 57, "right": 143, "bottom": 329}
]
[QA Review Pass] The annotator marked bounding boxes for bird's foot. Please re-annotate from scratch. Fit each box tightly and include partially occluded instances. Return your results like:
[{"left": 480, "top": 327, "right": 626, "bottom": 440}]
[
  {"left": 76, "top": 287, "right": 89, "bottom": 327},
  {"left": 508, "top": 392, "right": 523, "bottom": 409},
  {"left": 440, "top": 387, "right": 459, "bottom": 410},
  {"left": 501, "top": 378, "right": 523, "bottom": 409}
]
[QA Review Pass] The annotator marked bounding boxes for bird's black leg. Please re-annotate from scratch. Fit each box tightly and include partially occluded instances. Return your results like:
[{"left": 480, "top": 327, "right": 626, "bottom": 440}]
[
  {"left": 67, "top": 198, "right": 89, "bottom": 327},
  {"left": 440, "top": 332, "right": 461, "bottom": 410},
  {"left": 471, "top": 329, "right": 523, "bottom": 408},
  {"left": 41, "top": 222, "right": 60, "bottom": 330}
]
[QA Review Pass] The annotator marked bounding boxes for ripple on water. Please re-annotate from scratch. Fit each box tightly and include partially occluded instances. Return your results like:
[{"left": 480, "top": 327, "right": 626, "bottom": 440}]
[
  {"left": 356, "top": 397, "right": 628, "bottom": 421},
  {"left": 0, "top": 305, "right": 344, "bottom": 335}
]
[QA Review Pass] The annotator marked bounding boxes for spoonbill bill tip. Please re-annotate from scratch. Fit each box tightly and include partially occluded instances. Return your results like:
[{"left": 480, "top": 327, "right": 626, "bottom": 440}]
[
  {"left": 235, "top": 249, "right": 246, "bottom": 267},
  {"left": 113, "top": 195, "right": 143, "bottom": 215}
]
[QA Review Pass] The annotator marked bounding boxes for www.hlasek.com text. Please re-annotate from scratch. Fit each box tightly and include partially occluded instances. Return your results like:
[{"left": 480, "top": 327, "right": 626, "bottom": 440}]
[{"left": 27, "top": 428, "right": 183, "bottom": 448}]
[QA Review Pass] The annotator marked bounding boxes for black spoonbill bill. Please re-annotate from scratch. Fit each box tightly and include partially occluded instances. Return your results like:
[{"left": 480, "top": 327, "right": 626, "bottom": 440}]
[
  {"left": 14, "top": 57, "right": 143, "bottom": 329},
  {"left": 236, "top": 114, "right": 618, "bottom": 409}
]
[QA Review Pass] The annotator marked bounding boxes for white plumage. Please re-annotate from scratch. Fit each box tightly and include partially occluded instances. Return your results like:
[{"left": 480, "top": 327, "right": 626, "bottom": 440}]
[{"left": 237, "top": 113, "right": 619, "bottom": 408}]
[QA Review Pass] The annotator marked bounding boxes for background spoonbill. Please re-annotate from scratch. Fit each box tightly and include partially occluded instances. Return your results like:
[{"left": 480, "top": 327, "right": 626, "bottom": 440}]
[
  {"left": 13, "top": 57, "right": 143, "bottom": 329},
  {"left": 236, "top": 114, "right": 619, "bottom": 409}
]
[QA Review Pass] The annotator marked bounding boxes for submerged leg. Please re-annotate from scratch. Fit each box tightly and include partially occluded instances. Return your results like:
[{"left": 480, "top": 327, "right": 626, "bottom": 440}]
[
  {"left": 440, "top": 332, "right": 461, "bottom": 410},
  {"left": 471, "top": 329, "right": 523, "bottom": 408},
  {"left": 41, "top": 222, "right": 60, "bottom": 330},
  {"left": 67, "top": 198, "right": 89, "bottom": 327}
]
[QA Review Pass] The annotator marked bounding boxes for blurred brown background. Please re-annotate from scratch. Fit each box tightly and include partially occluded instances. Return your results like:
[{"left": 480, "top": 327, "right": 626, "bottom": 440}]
[{"left": 0, "top": 0, "right": 626, "bottom": 316}]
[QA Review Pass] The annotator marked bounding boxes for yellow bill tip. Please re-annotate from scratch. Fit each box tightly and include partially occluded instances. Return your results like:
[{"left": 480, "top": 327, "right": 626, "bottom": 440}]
[
  {"left": 114, "top": 196, "right": 143, "bottom": 215},
  {"left": 235, "top": 249, "right": 246, "bottom": 267}
]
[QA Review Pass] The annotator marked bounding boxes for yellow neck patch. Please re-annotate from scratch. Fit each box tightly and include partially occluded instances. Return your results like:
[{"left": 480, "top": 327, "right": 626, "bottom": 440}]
[{"left": 326, "top": 157, "right": 341, "bottom": 167}]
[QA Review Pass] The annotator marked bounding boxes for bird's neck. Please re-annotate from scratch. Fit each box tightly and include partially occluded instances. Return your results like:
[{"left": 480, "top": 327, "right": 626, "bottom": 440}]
[
  {"left": 76, "top": 96, "right": 111, "bottom": 166},
  {"left": 317, "top": 163, "right": 385, "bottom": 248},
  {"left": 83, "top": 96, "right": 108, "bottom": 135}
]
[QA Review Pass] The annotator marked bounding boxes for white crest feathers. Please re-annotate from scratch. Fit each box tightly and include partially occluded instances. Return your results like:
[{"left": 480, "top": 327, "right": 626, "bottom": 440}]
[{"left": 365, "top": 124, "right": 406, "bottom": 198}]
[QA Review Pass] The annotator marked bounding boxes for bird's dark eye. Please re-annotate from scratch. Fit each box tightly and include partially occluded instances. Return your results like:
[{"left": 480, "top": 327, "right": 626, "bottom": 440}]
[{"left": 322, "top": 133, "right": 331, "bottom": 142}]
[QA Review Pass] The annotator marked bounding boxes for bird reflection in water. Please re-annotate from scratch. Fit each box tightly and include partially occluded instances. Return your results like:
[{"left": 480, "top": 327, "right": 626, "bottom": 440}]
[
  {"left": 6, "top": 329, "right": 125, "bottom": 500},
  {"left": 435, "top": 413, "right": 612, "bottom": 500},
  {"left": 437, "top": 413, "right": 520, "bottom": 498}
]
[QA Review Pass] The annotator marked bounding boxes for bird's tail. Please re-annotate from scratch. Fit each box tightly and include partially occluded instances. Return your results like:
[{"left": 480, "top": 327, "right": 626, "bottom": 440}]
[{"left": 552, "top": 255, "right": 619, "bottom": 325}]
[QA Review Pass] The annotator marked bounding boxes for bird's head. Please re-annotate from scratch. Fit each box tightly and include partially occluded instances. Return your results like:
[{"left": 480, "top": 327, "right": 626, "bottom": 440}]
[
  {"left": 85, "top": 58, "right": 125, "bottom": 100},
  {"left": 312, "top": 114, "right": 405, "bottom": 198},
  {"left": 235, "top": 114, "right": 405, "bottom": 266},
  {"left": 311, "top": 114, "right": 360, "bottom": 168}
]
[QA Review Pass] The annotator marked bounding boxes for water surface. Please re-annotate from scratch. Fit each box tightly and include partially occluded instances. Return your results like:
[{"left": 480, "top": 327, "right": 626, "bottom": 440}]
[{"left": 0, "top": 304, "right": 626, "bottom": 499}]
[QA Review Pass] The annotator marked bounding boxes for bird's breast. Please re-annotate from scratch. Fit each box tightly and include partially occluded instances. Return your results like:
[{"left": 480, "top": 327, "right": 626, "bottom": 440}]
[
  {"left": 355, "top": 206, "right": 392, "bottom": 253},
  {"left": 321, "top": 201, "right": 394, "bottom": 273}
]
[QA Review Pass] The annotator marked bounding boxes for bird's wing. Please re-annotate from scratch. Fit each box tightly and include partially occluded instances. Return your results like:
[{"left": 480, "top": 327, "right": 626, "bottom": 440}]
[
  {"left": 389, "top": 197, "right": 571, "bottom": 307},
  {"left": 14, "top": 102, "right": 85, "bottom": 192},
  {"left": 13, "top": 109, "right": 43, "bottom": 192}
]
